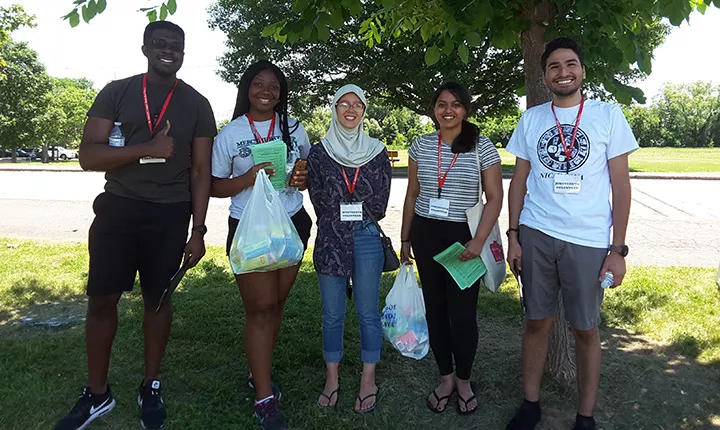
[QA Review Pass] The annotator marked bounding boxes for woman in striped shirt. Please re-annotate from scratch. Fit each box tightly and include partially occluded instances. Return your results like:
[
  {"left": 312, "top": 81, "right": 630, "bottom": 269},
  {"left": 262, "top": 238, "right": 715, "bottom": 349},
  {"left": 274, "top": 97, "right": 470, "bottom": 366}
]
[{"left": 400, "top": 82, "right": 503, "bottom": 415}]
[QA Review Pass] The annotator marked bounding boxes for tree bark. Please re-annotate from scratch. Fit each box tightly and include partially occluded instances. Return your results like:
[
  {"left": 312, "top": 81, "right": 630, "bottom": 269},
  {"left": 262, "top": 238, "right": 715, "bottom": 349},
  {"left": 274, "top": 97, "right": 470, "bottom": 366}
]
[{"left": 520, "top": 0, "right": 577, "bottom": 387}]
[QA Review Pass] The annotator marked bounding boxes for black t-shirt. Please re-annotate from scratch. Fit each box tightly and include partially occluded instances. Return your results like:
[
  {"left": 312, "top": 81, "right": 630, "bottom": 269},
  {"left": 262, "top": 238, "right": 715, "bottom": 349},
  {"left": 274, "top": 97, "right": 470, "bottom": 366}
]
[{"left": 88, "top": 74, "right": 217, "bottom": 203}]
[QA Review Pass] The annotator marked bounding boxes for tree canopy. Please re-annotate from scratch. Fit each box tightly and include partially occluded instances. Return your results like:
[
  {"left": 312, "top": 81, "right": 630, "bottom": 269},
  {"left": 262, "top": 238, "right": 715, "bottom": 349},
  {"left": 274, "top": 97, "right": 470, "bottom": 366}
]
[
  {"left": 0, "top": 5, "right": 35, "bottom": 80},
  {"left": 209, "top": 0, "right": 523, "bottom": 119},
  {"left": 0, "top": 40, "right": 51, "bottom": 157}
]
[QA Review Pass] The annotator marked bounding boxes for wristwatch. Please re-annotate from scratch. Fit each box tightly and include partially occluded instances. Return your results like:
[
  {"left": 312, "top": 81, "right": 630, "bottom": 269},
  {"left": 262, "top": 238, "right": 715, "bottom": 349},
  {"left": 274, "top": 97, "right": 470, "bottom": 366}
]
[
  {"left": 608, "top": 244, "right": 629, "bottom": 257},
  {"left": 191, "top": 225, "right": 208, "bottom": 235}
]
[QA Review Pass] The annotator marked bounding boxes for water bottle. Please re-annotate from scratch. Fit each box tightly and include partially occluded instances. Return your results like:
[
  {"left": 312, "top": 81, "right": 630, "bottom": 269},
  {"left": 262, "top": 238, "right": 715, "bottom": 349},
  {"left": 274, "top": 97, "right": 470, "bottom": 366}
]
[
  {"left": 600, "top": 271, "right": 614, "bottom": 289},
  {"left": 109, "top": 122, "right": 125, "bottom": 147}
]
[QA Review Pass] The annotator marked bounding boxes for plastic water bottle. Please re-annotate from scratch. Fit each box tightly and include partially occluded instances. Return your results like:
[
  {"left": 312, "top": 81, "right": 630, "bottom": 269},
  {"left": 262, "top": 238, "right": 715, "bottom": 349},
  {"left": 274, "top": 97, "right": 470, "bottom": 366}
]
[
  {"left": 600, "top": 272, "right": 614, "bottom": 289},
  {"left": 109, "top": 122, "right": 125, "bottom": 147}
]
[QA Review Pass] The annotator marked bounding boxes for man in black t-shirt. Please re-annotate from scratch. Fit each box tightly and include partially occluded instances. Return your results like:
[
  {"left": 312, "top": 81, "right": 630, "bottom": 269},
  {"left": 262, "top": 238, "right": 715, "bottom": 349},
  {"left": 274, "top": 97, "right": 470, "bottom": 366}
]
[{"left": 55, "top": 21, "right": 216, "bottom": 430}]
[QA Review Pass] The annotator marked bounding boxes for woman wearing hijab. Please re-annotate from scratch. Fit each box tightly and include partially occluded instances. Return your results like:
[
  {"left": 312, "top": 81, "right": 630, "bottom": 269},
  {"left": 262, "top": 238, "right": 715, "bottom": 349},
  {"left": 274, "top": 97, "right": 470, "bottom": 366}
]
[{"left": 307, "top": 84, "right": 392, "bottom": 413}]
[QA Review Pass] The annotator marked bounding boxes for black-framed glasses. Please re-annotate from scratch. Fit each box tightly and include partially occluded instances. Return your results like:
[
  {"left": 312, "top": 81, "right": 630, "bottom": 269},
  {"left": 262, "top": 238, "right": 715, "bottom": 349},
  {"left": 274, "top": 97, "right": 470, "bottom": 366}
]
[
  {"left": 149, "top": 38, "right": 184, "bottom": 53},
  {"left": 335, "top": 101, "right": 365, "bottom": 111}
]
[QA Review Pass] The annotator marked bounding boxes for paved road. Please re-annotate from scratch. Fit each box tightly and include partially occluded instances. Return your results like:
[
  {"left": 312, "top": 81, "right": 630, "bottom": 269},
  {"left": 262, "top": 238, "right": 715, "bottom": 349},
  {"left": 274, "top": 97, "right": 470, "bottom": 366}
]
[{"left": 1, "top": 171, "right": 718, "bottom": 267}]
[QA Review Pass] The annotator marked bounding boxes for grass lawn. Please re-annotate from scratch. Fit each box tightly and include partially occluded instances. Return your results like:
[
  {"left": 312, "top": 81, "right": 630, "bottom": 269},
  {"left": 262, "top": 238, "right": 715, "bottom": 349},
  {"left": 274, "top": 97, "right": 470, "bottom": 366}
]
[
  {"left": 389, "top": 147, "right": 720, "bottom": 175},
  {"left": 1, "top": 239, "right": 719, "bottom": 429}
]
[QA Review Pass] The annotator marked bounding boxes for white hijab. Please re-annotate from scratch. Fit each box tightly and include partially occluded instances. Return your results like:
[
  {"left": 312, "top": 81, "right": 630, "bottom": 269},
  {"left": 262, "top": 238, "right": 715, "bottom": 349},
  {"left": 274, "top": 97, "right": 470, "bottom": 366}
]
[{"left": 321, "top": 84, "right": 386, "bottom": 168}]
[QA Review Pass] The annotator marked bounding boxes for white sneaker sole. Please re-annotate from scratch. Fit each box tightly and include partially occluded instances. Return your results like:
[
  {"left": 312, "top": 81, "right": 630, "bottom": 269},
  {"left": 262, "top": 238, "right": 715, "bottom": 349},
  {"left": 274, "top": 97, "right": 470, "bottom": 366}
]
[{"left": 77, "top": 398, "right": 116, "bottom": 430}]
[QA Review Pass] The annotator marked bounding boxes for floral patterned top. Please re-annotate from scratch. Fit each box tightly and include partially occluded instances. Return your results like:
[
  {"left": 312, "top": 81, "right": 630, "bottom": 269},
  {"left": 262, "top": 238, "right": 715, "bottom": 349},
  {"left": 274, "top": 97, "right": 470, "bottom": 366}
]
[{"left": 307, "top": 144, "right": 392, "bottom": 276}]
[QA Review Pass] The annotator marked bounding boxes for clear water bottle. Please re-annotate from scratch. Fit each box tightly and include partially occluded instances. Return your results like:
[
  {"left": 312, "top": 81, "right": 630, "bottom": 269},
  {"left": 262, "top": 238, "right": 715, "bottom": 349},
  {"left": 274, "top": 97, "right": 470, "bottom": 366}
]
[
  {"left": 600, "top": 271, "right": 614, "bottom": 289},
  {"left": 109, "top": 122, "right": 125, "bottom": 147}
]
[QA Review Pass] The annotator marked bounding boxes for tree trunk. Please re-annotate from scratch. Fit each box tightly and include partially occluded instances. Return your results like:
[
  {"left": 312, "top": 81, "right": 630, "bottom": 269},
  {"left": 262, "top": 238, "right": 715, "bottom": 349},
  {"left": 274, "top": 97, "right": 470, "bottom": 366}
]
[
  {"left": 42, "top": 141, "right": 49, "bottom": 163},
  {"left": 520, "top": 0, "right": 577, "bottom": 387}
]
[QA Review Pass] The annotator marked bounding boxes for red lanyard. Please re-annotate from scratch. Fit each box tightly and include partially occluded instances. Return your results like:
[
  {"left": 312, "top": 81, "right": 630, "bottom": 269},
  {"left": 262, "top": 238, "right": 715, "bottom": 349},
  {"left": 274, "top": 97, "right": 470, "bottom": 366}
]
[
  {"left": 247, "top": 114, "right": 276, "bottom": 144},
  {"left": 143, "top": 74, "right": 178, "bottom": 135},
  {"left": 342, "top": 167, "right": 360, "bottom": 195},
  {"left": 437, "top": 133, "right": 459, "bottom": 198},
  {"left": 551, "top": 97, "right": 585, "bottom": 173}
]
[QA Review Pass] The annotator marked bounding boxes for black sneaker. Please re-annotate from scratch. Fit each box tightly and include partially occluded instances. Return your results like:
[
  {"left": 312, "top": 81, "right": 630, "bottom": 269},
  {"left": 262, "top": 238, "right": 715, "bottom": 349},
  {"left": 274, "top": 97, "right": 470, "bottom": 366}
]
[
  {"left": 248, "top": 376, "right": 282, "bottom": 401},
  {"left": 253, "top": 397, "right": 289, "bottom": 430},
  {"left": 54, "top": 386, "right": 115, "bottom": 430},
  {"left": 138, "top": 379, "right": 167, "bottom": 430},
  {"left": 572, "top": 414, "right": 596, "bottom": 430},
  {"left": 506, "top": 400, "right": 541, "bottom": 430}
]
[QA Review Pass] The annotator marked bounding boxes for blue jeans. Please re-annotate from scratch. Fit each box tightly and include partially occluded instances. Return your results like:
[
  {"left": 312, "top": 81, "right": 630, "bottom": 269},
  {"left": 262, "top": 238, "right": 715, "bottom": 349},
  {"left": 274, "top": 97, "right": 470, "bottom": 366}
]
[{"left": 318, "top": 220, "right": 384, "bottom": 363}]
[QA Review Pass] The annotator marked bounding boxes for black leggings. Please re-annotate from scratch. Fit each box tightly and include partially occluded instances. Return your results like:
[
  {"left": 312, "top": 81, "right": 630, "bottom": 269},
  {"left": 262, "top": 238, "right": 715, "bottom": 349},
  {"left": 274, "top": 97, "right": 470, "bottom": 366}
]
[{"left": 410, "top": 214, "right": 480, "bottom": 380}]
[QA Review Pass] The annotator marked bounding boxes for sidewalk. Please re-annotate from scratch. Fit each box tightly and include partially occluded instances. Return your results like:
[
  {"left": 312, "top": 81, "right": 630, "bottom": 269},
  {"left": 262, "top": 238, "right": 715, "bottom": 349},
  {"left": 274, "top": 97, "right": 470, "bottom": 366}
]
[{"left": 1, "top": 161, "right": 719, "bottom": 180}]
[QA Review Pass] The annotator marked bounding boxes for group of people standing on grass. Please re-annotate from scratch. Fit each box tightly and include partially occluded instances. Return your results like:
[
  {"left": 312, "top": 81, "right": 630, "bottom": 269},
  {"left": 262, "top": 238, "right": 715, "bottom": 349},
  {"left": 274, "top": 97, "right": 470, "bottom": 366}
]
[{"left": 53, "top": 20, "right": 637, "bottom": 430}]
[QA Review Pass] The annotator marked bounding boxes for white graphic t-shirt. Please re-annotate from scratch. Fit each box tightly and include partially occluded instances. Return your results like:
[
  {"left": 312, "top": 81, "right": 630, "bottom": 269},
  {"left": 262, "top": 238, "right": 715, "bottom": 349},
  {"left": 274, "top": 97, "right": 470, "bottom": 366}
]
[
  {"left": 212, "top": 114, "right": 311, "bottom": 219},
  {"left": 506, "top": 99, "right": 638, "bottom": 248}
]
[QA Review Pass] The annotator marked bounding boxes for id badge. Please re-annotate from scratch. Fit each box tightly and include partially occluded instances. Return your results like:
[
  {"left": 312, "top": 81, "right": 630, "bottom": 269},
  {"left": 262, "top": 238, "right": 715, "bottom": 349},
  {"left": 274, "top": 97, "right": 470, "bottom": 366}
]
[
  {"left": 428, "top": 198, "right": 450, "bottom": 218},
  {"left": 340, "top": 202, "right": 363, "bottom": 221},
  {"left": 139, "top": 156, "right": 166, "bottom": 164},
  {"left": 553, "top": 174, "right": 581, "bottom": 194}
]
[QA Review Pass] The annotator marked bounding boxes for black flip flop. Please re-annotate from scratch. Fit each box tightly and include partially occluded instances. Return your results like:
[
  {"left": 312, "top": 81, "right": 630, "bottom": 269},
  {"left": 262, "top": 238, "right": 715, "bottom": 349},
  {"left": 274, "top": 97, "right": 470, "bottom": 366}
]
[
  {"left": 457, "top": 387, "right": 478, "bottom": 415},
  {"left": 427, "top": 388, "right": 455, "bottom": 413},
  {"left": 354, "top": 387, "right": 378, "bottom": 413},
  {"left": 317, "top": 387, "right": 340, "bottom": 408}
]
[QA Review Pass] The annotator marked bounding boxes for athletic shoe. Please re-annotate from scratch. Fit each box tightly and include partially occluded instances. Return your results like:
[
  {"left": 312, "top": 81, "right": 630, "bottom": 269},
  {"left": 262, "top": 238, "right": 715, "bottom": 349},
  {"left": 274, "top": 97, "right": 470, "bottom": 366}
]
[
  {"left": 254, "top": 397, "right": 289, "bottom": 430},
  {"left": 138, "top": 379, "right": 167, "bottom": 429},
  {"left": 54, "top": 385, "right": 115, "bottom": 430},
  {"left": 506, "top": 399, "right": 542, "bottom": 430},
  {"left": 572, "top": 414, "right": 597, "bottom": 430}
]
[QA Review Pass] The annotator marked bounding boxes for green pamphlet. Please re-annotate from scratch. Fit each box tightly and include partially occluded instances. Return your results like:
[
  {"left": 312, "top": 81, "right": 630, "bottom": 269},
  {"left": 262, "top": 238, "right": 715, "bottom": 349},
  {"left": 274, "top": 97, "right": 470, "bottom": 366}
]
[
  {"left": 433, "top": 242, "right": 487, "bottom": 290},
  {"left": 250, "top": 139, "right": 287, "bottom": 190}
]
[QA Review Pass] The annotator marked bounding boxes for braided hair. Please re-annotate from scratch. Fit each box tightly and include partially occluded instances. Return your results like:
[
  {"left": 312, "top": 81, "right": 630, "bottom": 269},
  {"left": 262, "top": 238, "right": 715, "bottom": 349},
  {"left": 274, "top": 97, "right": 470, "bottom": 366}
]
[{"left": 232, "top": 60, "right": 298, "bottom": 151}]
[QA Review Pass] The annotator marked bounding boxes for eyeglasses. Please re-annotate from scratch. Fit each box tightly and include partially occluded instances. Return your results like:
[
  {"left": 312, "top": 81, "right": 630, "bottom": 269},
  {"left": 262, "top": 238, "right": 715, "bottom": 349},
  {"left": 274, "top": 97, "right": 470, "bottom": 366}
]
[
  {"left": 335, "top": 101, "right": 365, "bottom": 111},
  {"left": 149, "top": 38, "right": 184, "bottom": 53}
]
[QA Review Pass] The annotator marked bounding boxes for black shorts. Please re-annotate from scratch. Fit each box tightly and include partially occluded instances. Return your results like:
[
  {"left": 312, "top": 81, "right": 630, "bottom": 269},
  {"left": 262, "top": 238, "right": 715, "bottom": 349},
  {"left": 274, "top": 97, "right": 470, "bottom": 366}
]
[
  {"left": 87, "top": 192, "right": 191, "bottom": 297},
  {"left": 225, "top": 207, "right": 312, "bottom": 256}
]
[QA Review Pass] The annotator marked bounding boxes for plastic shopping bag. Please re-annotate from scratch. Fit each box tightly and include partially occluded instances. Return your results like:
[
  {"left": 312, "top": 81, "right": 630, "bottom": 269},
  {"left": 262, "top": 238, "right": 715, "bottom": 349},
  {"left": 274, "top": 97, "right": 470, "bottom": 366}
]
[
  {"left": 381, "top": 263, "right": 429, "bottom": 360},
  {"left": 229, "top": 170, "right": 304, "bottom": 274}
]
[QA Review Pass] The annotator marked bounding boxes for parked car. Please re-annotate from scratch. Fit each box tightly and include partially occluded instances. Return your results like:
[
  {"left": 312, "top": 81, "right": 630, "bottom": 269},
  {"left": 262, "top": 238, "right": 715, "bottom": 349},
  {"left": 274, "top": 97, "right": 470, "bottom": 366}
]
[
  {"left": 2, "top": 148, "right": 31, "bottom": 158},
  {"left": 50, "top": 146, "right": 79, "bottom": 161}
]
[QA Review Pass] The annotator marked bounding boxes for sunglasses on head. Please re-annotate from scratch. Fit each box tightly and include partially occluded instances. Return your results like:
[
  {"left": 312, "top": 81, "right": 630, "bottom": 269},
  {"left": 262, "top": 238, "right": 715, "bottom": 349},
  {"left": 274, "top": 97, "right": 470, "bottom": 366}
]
[{"left": 149, "top": 38, "right": 184, "bottom": 53}]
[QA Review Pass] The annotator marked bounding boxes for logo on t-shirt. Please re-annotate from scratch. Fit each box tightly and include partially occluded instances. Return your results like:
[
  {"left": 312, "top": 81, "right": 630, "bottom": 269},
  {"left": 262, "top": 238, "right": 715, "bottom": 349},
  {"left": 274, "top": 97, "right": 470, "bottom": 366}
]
[{"left": 536, "top": 125, "right": 590, "bottom": 172}]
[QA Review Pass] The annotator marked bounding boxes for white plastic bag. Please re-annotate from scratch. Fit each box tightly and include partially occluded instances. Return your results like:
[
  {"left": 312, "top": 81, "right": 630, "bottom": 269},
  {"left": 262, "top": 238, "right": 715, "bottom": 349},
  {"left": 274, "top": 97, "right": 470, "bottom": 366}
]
[
  {"left": 229, "top": 170, "right": 304, "bottom": 274},
  {"left": 381, "top": 263, "right": 429, "bottom": 360}
]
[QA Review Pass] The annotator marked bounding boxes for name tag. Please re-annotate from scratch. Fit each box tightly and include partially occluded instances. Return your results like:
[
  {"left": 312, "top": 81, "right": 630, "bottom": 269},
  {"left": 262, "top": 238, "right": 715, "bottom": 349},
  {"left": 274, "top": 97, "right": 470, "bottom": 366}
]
[
  {"left": 554, "top": 174, "right": 582, "bottom": 194},
  {"left": 139, "top": 156, "right": 166, "bottom": 165},
  {"left": 428, "top": 198, "right": 450, "bottom": 218},
  {"left": 340, "top": 202, "right": 363, "bottom": 221}
]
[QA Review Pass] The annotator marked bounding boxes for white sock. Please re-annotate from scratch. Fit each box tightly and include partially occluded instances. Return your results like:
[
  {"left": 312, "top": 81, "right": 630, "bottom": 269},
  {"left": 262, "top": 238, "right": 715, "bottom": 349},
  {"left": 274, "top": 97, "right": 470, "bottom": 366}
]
[{"left": 254, "top": 394, "right": 273, "bottom": 405}]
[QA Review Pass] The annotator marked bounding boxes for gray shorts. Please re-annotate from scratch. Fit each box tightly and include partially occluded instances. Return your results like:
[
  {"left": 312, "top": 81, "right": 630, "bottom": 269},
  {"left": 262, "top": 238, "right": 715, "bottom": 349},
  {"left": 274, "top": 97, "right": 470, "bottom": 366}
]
[{"left": 519, "top": 225, "right": 608, "bottom": 330}]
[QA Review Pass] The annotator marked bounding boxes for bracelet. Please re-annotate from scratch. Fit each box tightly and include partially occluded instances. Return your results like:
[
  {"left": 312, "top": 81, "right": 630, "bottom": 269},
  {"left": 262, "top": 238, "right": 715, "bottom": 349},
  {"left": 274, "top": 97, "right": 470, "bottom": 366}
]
[{"left": 505, "top": 227, "right": 519, "bottom": 237}]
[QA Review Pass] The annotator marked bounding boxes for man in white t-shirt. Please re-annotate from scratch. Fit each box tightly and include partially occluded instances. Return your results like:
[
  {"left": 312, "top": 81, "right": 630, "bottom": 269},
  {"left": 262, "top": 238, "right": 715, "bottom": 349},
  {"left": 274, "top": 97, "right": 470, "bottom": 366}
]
[{"left": 505, "top": 38, "right": 638, "bottom": 430}]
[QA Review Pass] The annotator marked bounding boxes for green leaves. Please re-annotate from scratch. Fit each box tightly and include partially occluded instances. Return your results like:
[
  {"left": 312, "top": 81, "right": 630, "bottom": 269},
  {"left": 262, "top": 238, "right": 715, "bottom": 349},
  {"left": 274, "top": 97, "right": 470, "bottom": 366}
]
[
  {"left": 457, "top": 43, "right": 469, "bottom": 63},
  {"left": 425, "top": 45, "right": 440, "bottom": 65},
  {"left": 65, "top": 9, "right": 80, "bottom": 28},
  {"left": 465, "top": 31, "right": 481, "bottom": 47},
  {"left": 64, "top": 0, "right": 179, "bottom": 26}
]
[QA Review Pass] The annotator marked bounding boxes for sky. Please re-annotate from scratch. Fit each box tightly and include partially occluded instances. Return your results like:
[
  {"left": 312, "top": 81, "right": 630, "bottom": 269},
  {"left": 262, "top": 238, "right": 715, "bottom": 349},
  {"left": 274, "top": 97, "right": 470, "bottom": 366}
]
[{"left": 3, "top": 1, "right": 719, "bottom": 121}]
